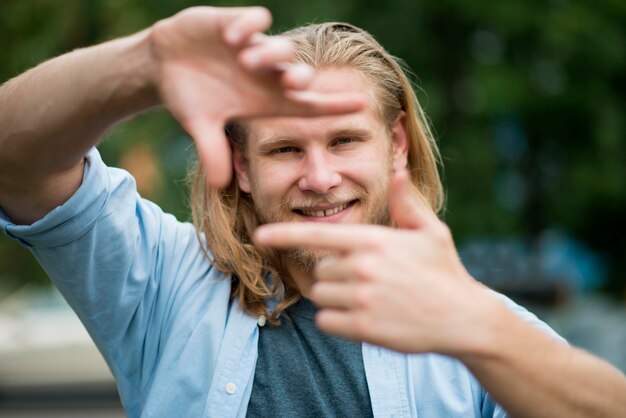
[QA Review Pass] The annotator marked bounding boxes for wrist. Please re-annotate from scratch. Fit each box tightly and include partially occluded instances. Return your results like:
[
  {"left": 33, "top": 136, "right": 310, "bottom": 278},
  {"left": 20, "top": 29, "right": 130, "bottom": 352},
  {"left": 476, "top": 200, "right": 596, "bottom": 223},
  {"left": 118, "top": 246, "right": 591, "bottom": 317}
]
[
  {"left": 452, "top": 288, "right": 525, "bottom": 362},
  {"left": 438, "top": 284, "right": 516, "bottom": 360},
  {"left": 111, "top": 28, "right": 161, "bottom": 112}
]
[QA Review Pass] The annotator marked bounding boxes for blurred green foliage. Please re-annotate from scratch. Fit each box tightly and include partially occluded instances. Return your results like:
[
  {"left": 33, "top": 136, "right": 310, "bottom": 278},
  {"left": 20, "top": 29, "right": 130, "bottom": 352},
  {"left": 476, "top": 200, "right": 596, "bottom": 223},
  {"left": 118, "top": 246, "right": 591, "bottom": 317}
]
[{"left": 1, "top": 0, "right": 625, "bottom": 297}]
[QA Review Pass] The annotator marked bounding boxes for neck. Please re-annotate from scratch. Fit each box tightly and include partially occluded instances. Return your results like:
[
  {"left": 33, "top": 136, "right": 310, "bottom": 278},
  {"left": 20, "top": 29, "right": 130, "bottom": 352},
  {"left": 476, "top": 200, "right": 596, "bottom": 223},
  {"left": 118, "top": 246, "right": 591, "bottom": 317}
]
[{"left": 285, "top": 259, "right": 315, "bottom": 299}]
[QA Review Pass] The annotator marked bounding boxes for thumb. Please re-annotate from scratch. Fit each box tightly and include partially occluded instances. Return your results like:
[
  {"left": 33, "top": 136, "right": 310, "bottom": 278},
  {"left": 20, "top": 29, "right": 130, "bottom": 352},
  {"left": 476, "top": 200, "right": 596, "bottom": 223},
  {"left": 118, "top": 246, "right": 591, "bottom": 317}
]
[
  {"left": 183, "top": 117, "right": 233, "bottom": 189},
  {"left": 388, "top": 169, "right": 435, "bottom": 230}
]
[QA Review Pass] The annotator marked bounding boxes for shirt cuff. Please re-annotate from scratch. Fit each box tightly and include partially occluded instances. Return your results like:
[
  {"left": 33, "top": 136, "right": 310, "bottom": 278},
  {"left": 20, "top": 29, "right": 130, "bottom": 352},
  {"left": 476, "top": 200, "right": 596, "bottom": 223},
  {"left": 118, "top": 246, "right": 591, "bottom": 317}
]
[{"left": 0, "top": 148, "right": 109, "bottom": 249}]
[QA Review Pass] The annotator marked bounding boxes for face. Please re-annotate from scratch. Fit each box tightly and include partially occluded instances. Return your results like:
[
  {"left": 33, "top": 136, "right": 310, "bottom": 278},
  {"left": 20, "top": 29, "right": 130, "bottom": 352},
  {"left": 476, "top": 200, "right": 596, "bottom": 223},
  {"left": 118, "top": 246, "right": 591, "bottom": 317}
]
[{"left": 234, "top": 67, "right": 408, "bottom": 272}]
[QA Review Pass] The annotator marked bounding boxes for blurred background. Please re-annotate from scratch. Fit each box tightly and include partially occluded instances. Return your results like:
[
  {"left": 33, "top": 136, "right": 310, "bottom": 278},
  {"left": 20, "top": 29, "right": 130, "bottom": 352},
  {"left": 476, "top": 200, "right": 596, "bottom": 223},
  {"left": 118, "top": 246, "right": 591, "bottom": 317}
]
[{"left": 1, "top": 0, "right": 625, "bottom": 416}]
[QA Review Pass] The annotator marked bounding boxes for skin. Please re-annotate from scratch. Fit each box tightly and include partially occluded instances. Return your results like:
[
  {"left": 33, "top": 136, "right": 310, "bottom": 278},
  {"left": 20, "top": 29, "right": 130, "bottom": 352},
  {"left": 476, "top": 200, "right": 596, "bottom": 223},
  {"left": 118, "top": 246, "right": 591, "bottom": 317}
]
[
  {"left": 233, "top": 67, "right": 408, "bottom": 280},
  {"left": 0, "top": 6, "right": 365, "bottom": 225},
  {"left": 255, "top": 173, "right": 626, "bottom": 418},
  {"left": 1, "top": 5, "right": 625, "bottom": 417},
  {"left": 251, "top": 113, "right": 626, "bottom": 417}
]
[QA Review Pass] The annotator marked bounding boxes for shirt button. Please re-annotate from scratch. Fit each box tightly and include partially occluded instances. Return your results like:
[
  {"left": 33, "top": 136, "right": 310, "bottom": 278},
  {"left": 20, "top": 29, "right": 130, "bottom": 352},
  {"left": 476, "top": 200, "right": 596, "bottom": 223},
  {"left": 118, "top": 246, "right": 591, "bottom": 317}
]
[
  {"left": 257, "top": 315, "right": 267, "bottom": 327},
  {"left": 225, "top": 382, "right": 237, "bottom": 395}
]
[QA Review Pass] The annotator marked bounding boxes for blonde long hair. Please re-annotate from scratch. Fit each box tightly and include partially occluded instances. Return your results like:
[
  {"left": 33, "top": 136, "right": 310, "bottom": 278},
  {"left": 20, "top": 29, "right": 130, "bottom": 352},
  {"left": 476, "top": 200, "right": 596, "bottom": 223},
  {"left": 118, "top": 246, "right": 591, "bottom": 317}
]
[{"left": 190, "top": 23, "right": 443, "bottom": 323}]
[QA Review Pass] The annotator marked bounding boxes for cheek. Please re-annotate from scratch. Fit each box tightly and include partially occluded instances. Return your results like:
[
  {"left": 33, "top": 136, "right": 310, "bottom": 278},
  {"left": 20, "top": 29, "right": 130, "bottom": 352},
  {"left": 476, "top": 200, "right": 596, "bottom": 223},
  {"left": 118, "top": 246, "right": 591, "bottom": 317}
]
[
  {"left": 341, "top": 147, "right": 392, "bottom": 183},
  {"left": 250, "top": 162, "right": 298, "bottom": 202}
]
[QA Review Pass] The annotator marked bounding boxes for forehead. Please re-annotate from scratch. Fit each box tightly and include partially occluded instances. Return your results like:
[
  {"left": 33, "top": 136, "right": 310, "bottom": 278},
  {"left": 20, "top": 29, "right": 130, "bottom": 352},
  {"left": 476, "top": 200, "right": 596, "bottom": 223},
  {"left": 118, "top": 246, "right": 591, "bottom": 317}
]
[{"left": 247, "top": 67, "right": 384, "bottom": 145}]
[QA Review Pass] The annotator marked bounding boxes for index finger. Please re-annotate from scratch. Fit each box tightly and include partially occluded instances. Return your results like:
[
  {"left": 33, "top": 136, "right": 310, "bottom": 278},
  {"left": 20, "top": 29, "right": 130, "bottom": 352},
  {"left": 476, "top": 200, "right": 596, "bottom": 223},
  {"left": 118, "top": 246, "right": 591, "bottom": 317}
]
[
  {"left": 280, "top": 90, "right": 367, "bottom": 117},
  {"left": 222, "top": 7, "right": 272, "bottom": 46},
  {"left": 254, "top": 222, "right": 383, "bottom": 251}
]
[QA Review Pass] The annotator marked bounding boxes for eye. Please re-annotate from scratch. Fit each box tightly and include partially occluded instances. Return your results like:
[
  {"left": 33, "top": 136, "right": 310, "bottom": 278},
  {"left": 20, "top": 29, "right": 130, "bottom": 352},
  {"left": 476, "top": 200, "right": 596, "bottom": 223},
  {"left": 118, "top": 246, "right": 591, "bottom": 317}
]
[
  {"left": 333, "top": 137, "right": 355, "bottom": 146},
  {"left": 273, "top": 146, "right": 297, "bottom": 154}
]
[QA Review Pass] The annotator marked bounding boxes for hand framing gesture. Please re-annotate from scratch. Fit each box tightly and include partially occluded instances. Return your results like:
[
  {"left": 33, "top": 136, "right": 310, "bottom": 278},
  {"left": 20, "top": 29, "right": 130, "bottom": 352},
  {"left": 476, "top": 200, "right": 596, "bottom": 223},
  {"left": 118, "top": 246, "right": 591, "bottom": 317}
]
[
  {"left": 255, "top": 170, "right": 494, "bottom": 355},
  {"left": 150, "top": 7, "right": 366, "bottom": 187}
]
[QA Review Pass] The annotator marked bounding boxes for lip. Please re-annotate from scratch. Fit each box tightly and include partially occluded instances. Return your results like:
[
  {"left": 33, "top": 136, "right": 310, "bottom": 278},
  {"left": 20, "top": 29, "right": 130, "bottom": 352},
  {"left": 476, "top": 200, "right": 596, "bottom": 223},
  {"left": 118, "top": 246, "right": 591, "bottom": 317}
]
[{"left": 293, "top": 200, "right": 356, "bottom": 223}]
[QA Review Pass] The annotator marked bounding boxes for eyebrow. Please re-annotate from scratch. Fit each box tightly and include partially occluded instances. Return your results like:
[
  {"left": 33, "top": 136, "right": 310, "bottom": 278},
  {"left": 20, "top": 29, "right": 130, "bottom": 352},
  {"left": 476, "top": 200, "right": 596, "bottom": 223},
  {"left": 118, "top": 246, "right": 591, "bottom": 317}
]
[{"left": 256, "top": 128, "right": 374, "bottom": 153}]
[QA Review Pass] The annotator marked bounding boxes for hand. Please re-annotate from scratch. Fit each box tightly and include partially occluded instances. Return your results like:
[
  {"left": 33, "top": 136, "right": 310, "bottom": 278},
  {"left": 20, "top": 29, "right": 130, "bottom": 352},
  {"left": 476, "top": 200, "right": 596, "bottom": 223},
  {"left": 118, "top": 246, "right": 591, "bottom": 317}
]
[
  {"left": 254, "top": 170, "right": 496, "bottom": 355},
  {"left": 149, "top": 7, "right": 365, "bottom": 187}
]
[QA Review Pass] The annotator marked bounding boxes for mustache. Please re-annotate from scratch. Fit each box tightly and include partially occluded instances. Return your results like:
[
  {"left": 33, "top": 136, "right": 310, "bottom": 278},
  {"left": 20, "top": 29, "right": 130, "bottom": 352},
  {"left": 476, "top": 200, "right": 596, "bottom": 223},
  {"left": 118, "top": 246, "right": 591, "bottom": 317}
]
[{"left": 282, "top": 188, "right": 368, "bottom": 211}]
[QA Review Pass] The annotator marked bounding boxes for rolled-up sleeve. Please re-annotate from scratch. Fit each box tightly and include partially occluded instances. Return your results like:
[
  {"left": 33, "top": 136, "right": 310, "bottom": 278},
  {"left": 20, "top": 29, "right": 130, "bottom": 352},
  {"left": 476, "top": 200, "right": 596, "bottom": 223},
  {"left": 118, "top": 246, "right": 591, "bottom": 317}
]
[{"left": 0, "top": 148, "right": 216, "bottom": 407}]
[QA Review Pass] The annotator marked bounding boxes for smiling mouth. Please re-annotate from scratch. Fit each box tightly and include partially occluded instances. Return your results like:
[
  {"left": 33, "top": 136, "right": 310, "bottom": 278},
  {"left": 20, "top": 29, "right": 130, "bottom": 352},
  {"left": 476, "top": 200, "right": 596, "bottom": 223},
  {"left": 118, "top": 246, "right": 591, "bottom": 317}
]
[{"left": 294, "top": 201, "right": 354, "bottom": 217}]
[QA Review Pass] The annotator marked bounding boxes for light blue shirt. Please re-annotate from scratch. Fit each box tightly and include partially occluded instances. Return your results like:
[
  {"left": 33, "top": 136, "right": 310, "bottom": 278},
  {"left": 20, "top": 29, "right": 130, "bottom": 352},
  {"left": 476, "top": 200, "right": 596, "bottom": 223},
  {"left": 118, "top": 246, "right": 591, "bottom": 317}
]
[{"left": 1, "top": 149, "right": 561, "bottom": 417}]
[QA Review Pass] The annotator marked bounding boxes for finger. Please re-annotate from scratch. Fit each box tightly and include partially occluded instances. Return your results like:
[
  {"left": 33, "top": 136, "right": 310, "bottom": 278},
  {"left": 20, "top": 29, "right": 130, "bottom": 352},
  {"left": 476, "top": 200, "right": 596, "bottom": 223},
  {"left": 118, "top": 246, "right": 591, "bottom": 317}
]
[
  {"left": 254, "top": 222, "right": 384, "bottom": 252},
  {"left": 280, "top": 63, "right": 315, "bottom": 90},
  {"left": 246, "top": 32, "right": 268, "bottom": 46},
  {"left": 388, "top": 169, "right": 438, "bottom": 230},
  {"left": 280, "top": 90, "right": 367, "bottom": 117},
  {"left": 239, "top": 36, "right": 294, "bottom": 71},
  {"left": 182, "top": 117, "right": 232, "bottom": 188},
  {"left": 315, "top": 309, "right": 363, "bottom": 341},
  {"left": 315, "top": 254, "right": 368, "bottom": 282},
  {"left": 222, "top": 7, "right": 272, "bottom": 46},
  {"left": 310, "top": 282, "right": 359, "bottom": 309}
]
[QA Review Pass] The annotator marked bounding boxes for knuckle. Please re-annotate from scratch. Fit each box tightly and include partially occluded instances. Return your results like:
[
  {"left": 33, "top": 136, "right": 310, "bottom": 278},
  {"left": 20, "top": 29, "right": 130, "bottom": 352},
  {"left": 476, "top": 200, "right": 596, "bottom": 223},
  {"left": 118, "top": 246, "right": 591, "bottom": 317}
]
[
  {"left": 315, "top": 310, "right": 330, "bottom": 329},
  {"left": 350, "top": 254, "right": 375, "bottom": 282},
  {"left": 364, "top": 227, "right": 386, "bottom": 251},
  {"left": 271, "top": 35, "right": 290, "bottom": 46},
  {"left": 309, "top": 283, "right": 324, "bottom": 300},
  {"left": 373, "top": 227, "right": 388, "bottom": 245},
  {"left": 150, "top": 19, "right": 170, "bottom": 49},
  {"left": 314, "top": 258, "right": 335, "bottom": 278},
  {"left": 309, "top": 229, "right": 327, "bottom": 245},
  {"left": 251, "top": 6, "right": 272, "bottom": 24},
  {"left": 354, "top": 286, "right": 374, "bottom": 309},
  {"left": 433, "top": 222, "right": 452, "bottom": 244},
  {"left": 353, "top": 313, "right": 371, "bottom": 336},
  {"left": 351, "top": 259, "right": 369, "bottom": 281}
]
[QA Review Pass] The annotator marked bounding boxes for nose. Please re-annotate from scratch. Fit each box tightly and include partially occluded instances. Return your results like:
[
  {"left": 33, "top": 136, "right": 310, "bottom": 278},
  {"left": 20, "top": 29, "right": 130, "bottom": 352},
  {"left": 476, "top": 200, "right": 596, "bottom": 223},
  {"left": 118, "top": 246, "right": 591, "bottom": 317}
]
[{"left": 298, "top": 149, "right": 341, "bottom": 194}]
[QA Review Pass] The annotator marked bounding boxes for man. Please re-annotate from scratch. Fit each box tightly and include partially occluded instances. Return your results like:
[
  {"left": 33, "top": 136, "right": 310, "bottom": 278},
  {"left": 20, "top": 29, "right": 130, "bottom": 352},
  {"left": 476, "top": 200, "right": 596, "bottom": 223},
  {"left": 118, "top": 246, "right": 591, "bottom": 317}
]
[{"left": 0, "top": 6, "right": 625, "bottom": 418}]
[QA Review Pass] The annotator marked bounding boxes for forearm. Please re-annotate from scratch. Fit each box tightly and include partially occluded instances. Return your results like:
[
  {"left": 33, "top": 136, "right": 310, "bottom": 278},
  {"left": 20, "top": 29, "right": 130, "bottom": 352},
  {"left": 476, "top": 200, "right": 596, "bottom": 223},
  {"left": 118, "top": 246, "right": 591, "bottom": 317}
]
[
  {"left": 461, "top": 300, "right": 626, "bottom": 418},
  {"left": 0, "top": 29, "right": 158, "bottom": 222}
]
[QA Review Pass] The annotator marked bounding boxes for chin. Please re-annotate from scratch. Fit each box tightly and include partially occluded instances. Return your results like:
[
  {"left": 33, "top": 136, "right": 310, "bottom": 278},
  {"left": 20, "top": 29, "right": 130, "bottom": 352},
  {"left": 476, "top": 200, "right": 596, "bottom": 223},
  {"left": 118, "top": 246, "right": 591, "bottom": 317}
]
[{"left": 287, "top": 248, "right": 336, "bottom": 274}]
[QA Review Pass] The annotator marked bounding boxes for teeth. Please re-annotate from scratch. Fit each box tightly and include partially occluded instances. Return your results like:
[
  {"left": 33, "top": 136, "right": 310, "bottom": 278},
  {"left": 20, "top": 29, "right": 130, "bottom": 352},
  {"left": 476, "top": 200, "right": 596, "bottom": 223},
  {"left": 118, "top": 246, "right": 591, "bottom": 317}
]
[{"left": 301, "top": 203, "right": 349, "bottom": 217}]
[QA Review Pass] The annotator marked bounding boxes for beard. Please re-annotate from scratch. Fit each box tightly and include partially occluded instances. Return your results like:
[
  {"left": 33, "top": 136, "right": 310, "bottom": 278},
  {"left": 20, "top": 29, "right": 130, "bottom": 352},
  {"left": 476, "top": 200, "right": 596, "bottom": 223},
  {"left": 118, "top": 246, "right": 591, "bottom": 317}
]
[
  {"left": 283, "top": 194, "right": 391, "bottom": 273},
  {"left": 251, "top": 173, "right": 392, "bottom": 274}
]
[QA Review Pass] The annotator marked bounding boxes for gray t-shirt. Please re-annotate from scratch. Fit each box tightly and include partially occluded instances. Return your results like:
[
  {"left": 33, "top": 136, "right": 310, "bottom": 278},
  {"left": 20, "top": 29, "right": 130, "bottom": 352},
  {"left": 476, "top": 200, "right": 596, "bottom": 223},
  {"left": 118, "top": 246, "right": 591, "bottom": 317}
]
[{"left": 246, "top": 297, "right": 374, "bottom": 417}]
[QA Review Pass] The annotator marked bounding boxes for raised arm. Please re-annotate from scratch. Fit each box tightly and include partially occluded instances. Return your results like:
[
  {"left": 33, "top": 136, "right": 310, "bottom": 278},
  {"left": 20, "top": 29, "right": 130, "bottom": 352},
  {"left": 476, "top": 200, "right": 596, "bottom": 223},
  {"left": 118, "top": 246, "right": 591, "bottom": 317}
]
[
  {"left": 0, "top": 28, "right": 156, "bottom": 224},
  {"left": 0, "top": 6, "right": 364, "bottom": 225}
]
